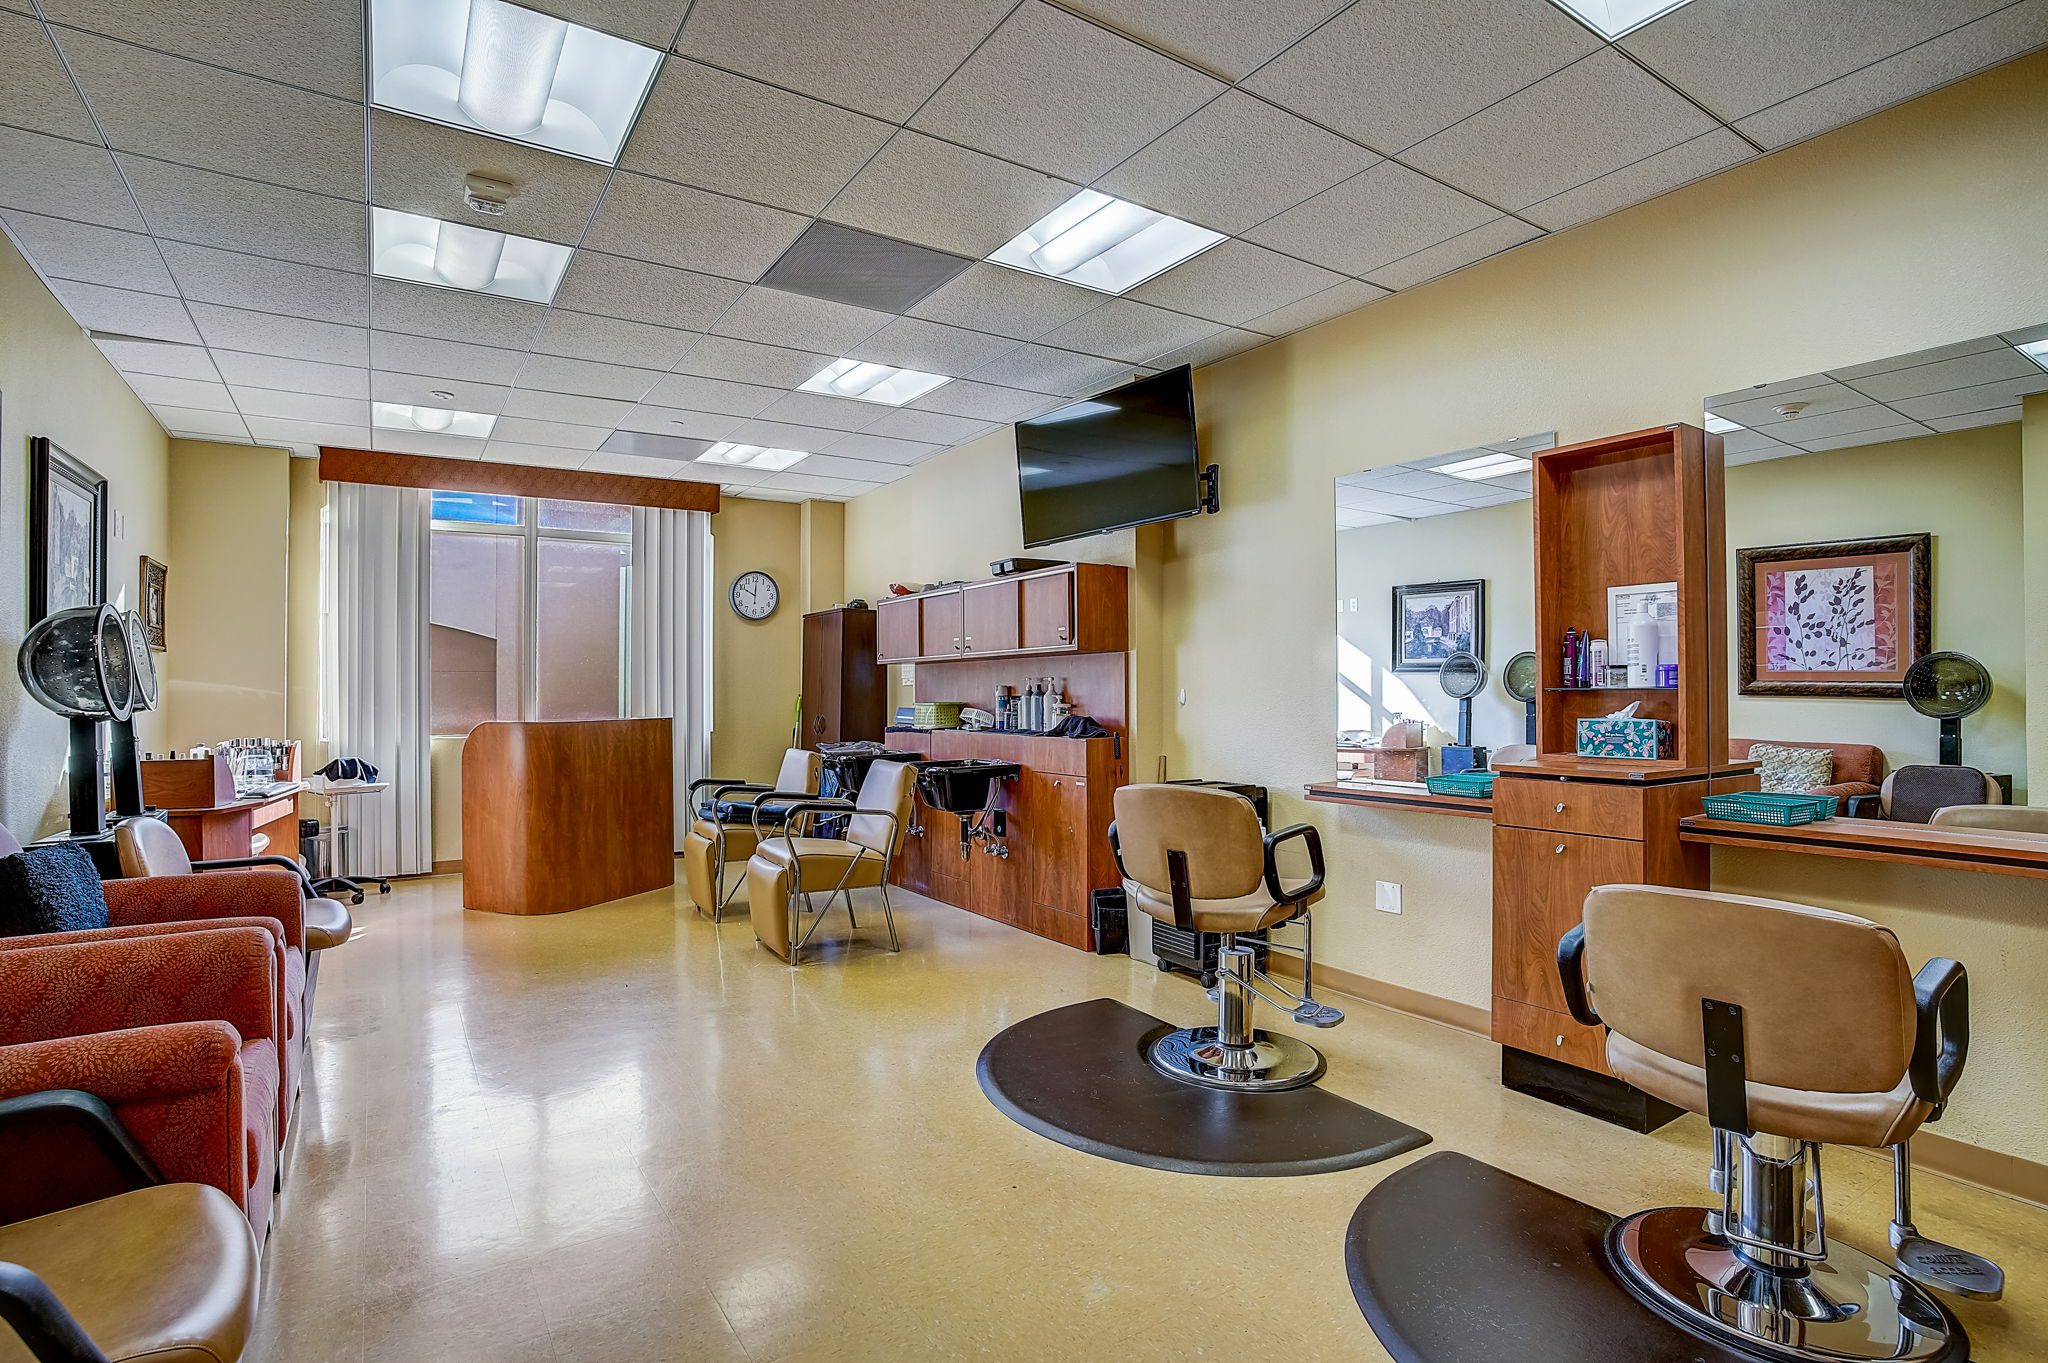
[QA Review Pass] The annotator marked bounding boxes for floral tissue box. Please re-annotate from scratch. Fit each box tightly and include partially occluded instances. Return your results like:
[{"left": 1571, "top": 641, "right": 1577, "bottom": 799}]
[{"left": 1575, "top": 716, "right": 1673, "bottom": 760}]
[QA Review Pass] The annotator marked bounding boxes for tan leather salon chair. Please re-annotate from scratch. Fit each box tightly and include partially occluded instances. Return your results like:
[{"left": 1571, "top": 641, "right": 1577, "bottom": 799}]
[
  {"left": 683, "top": 747, "right": 821, "bottom": 921},
  {"left": 745, "top": 760, "right": 913, "bottom": 965},
  {"left": 1930, "top": 803, "right": 2048, "bottom": 836},
  {"left": 1559, "top": 885, "right": 2001, "bottom": 1363},
  {"left": 1110, "top": 785, "right": 1335, "bottom": 1092}
]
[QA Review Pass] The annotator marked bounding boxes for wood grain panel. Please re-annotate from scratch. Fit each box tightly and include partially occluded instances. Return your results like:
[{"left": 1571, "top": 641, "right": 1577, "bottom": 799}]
[
  {"left": 1305, "top": 782, "right": 1493, "bottom": 819},
  {"left": 1679, "top": 815, "right": 2048, "bottom": 880},
  {"left": 1491, "top": 824, "right": 1646, "bottom": 1014},
  {"left": 320, "top": 447, "right": 718, "bottom": 512},
  {"left": 912, "top": 654, "right": 1128, "bottom": 733},
  {"left": 1492, "top": 996, "right": 1610, "bottom": 1075},
  {"left": 461, "top": 719, "right": 675, "bottom": 915},
  {"left": 920, "top": 590, "right": 965, "bottom": 658},
  {"left": 1493, "top": 776, "right": 1647, "bottom": 839},
  {"left": 963, "top": 579, "right": 1021, "bottom": 655},
  {"left": 876, "top": 596, "right": 920, "bottom": 662}
]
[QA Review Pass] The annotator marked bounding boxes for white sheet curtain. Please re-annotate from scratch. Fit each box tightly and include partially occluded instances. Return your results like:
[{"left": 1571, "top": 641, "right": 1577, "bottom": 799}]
[
  {"left": 322, "top": 482, "right": 433, "bottom": 877},
  {"left": 627, "top": 507, "right": 713, "bottom": 851}
]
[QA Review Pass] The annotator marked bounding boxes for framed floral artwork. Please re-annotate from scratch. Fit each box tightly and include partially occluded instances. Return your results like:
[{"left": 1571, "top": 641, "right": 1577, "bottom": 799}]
[{"left": 1737, "top": 534, "right": 1930, "bottom": 697}]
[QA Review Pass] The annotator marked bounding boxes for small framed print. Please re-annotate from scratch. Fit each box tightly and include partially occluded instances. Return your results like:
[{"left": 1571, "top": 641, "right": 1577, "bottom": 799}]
[
  {"left": 1392, "top": 579, "right": 1484, "bottom": 673},
  {"left": 140, "top": 555, "right": 169, "bottom": 650},
  {"left": 30, "top": 437, "right": 108, "bottom": 622},
  {"left": 1738, "top": 534, "right": 1931, "bottom": 697}
]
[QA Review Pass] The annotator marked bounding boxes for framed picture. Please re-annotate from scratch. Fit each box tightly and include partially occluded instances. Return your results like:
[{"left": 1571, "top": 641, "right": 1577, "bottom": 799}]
[
  {"left": 140, "top": 555, "right": 169, "bottom": 650},
  {"left": 29, "top": 437, "right": 108, "bottom": 622},
  {"left": 1393, "top": 579, "right": 1484, "bottom": 672},
  {"left": 1738, "top": 533, "right": 1931, "bottom": 697}
]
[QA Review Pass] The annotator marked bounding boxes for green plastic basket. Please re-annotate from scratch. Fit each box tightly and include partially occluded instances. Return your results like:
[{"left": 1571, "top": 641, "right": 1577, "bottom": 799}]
[
  {"left": 1425, "top": 771, "right": 1498, "bottom": 798},
  {"left": 1701, "top": 792, "right": 1838, "bottom": 826}
]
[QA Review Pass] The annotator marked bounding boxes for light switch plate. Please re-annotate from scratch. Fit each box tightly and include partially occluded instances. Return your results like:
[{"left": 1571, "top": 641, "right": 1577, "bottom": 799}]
[{"left": 1375, "top": 880, "right": 1401, "bottom": 914}]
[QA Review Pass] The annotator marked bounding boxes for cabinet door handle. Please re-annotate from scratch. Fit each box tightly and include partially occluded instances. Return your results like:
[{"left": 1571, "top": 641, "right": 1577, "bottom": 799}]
[
  {"left": 1057, "top": 625, "right": 1068, "bottom": 639},
  {"left": 1555, "top": 802, "right": 1567, "bottom": 813},
  {"left": 1555, "top": 1035, "right": 1565, "bottom": 1047},
  {"left": 1554, "top": 844, "right": 1566, "bottom": 855}
]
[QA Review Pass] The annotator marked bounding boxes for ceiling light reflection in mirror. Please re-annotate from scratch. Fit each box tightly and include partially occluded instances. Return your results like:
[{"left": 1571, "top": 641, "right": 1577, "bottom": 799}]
[{"left": 374, "top": 402, "right": 498, "bottom": 439}]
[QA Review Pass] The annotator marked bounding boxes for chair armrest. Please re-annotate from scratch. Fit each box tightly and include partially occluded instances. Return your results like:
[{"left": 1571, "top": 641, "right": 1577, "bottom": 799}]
[
  {"left": 0, "top": 930, "right": 276, "bottom": 1048},
  {"left": 1262, "top": 823, "right": 1325, "bottom": 904},
  {"left": 1556, "top": 924, "right": 1602, "bottom": 1027},
  {"left": 192, "top": 855, "right": 314, "bottom": 895},
  {"left": 1844, "top": 793, "right": 1882, "bottom": 819},
  {"left": 1106, "top": 821, "right": 1125, "bottom": 879},
  {"left": 0, "top": 1023, "right": 242, "bottom": 1107},
  {"left": 1811, "top": 781, "right": 1879, "bottom": 800},
  {"left": 103, "top": 869, "right": 304, "bottom": 952},
  {"left": 753, "top": 794, "right": 853, "bottom": 838},
  {"left": 0, "top": 917, "right": 285, "bottom": 958},
  {"left": 0, "top": 1262, "right": 113, "bottom": 1363},
  {"left": 1909, "top": 958, "right": 1969, "bottom": 1114},
  {"left": 687, "top": 776, "right": 751, "bottom": 802},
  {"left": 0, "top": 1091, "right": 162, "bottom": 1188}
]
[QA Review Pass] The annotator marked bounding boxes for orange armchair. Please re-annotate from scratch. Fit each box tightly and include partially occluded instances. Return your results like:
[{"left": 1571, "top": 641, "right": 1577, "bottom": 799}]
[{"left": 0, "top": 928, "right": 279, "bottom": 1246}]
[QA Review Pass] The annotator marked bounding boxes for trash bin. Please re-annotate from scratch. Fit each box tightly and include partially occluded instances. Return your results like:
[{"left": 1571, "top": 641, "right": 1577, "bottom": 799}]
[
  {"left": 1090, "top": 887, "right": 1128, "bottom": 955},
  {"left": 299, "top": 818, "right": 334, "bottom": 881}
]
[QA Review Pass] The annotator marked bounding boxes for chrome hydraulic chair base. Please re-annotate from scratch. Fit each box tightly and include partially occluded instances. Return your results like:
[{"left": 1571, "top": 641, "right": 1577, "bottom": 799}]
[{"left": 1146, "top": 1025, "right": 1326, "bottom": 1093}]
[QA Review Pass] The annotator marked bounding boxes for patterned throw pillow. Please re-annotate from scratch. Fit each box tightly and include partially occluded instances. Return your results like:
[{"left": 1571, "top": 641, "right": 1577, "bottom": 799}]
[
  {"left": 0, "top": 842, "right": 110, "bottom": 937},
  {"left": 1750, "top": 743, "right": 1836, "bottom": 795}
]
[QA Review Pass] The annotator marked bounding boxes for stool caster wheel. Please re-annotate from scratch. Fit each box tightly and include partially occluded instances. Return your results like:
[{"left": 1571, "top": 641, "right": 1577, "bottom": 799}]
[
  {"left": 1155, "top": 959, "right": 1173, "bottom": 973},
  {"left": 1200, "top": 972, "right": 1217, "bottom": 988},
  {"left": 349, "top": 892, "right": 364, "bottom": 905}
]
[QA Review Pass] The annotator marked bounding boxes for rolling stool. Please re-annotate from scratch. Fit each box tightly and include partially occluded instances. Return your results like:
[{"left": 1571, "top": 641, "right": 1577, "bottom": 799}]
[{"left": 1559, "top": 885, "right": 2002, "bottom": 1363}]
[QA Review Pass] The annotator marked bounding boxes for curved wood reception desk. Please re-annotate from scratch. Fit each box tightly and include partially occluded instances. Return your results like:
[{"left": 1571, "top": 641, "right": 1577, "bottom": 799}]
[{"left": 461, "top": 719, "right": 675, "bottom": 915}]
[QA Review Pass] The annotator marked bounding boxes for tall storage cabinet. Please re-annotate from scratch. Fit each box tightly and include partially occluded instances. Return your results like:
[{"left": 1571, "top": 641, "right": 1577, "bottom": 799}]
[{"left": 800, "top": 607, "right": 885, "bottom": 750}]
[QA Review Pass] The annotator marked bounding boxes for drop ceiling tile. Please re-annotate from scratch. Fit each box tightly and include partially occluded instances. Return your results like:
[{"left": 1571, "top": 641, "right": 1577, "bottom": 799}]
[
  {"left": 721, "top": 417, "right": 847, "bottom": 453},
  {"left": 968, "top": 344, "right": 1136, "bottom": 395},
  {"left": 640, "top": 372, "right": 784, "bottom": 418},
  {"left": 370, "top": 428, "right": 489, "bottom": 460},
  {"left": 127, "top": 373, "right": 234, "bottom": 411},
  {"left": 1128, "top": 238, "right": 1344, "bottom": 328},
  {"left": 41, "top": 0, "right": 365, "bottom": 99},
  {"left": 229, "top": 387, "right": 369, "bottom": 425},
  {"left": 906, "top": 264, "right": 1104, "bottom": 342},
  {"left": 530, "top": 309, "right": 699, "bottom": 370},
  {"left": 163, "top": 242, "right": 369, "bottom": 326},
  {"left": 1521, "top": 127, "right": 1753, "bottom": 231},
  {"left": 1146, "top": 327, "right": 1266, "bottom": 372},
  {"left": 370, "top": 370, "right": 510, "bottom": 413},
  {"left": 675, "top": 0, "right": 1012, "bottom": 122},
  {"left": 824, "top": 131, "right": 1080, "bottom": 259},
  {"left": 97, "top": 338, "right": 220, "bottom": 381},
  {"left": 783, "top": 452, "right": 901, "bottom": 483},
  {"left": 484, "top": 417, "right": 611, "bottom": 451},
  {"left": 154, "top": 405, "right": 250, "bottom": 440},
  {"left": 244, "top": 417, "right": 368, "bottom": 448},
  {"left": 583, "top": 173, "right": 808, "bottom": 283},
  {"left": 1058, "top": 0, "right": 1352, "bottom": 81},
  {"left": 499, "top": 389, "right": 635, "bottom": 427},
  {"left": 600, "top": 429, "right": 715, "bottom": 462},
  {"left": 908, "top": 379, "right": 1058, "bottom": 422},
  {"left": 0, "top": 126, "right": 143, "bottom": 229},
  {"left": 1830, "top": 336, "right": 2008, "bottom": 381},
  {"left": 50, "top": 280, "right": 200, "bottom": 343},
  {"left": 515, "top": 353, "right": 664, "bottom": 402},
  {"left": 0, "top": 12, "right": 97, "bottom": 141},
  {"left": 1242, "top": 0, "right": 1600, "bottom": 153},
  {"left": 614, "top": 406, "right": 743, "bottom": 441},
  {"left": 370, "top": 332, "right": 525, "bottom": 385},
  {"left": 1242, "top": 278, "right": 1389, "bottom": 335},
  {"left": 845, "top": 317, "right": 1019, "bottom": 374},
  {"left": 1033, "top": 300, "right": 1223, "bottom": 365},
  {"left": 190, "top": 302, "right": 367, "bottom": 367},
  {"left": 582, "top": 450, "right": 699, "bottom": 479},
  {"left": 1, "top": 211, "right": 174, "bottom": 294},
  {"left": 753, "top": 391, "right": 888, "bottom": 433},
  {"left": 760, "top": 471, "right": 879, "bottom": 498},
  {"left": 368, "top": 279, "right": 542, "bottom": 352},
  {"left": 368, "top": 111, "right": 605, "bottom": 247},
  {"left": 710, "top": 286, "right": 891, "bottom": 354},
  {"left": 822, "top": 432, "right": 947, "bottom": 465},
  {"left": 1405, "top": 51, "right": 1720, "bottom": 210},
  {"left": 621, "top": 58, "right": 894, "bottom": 215},
  {"left": 1620, "top": 0, "right": 2008, "bottom": 123},
  {"left": 521, "top": 0, "right": 690, "bottom": 47},
  {"left": 731, "top": 483, "right": 807, "bottom": 501},
  {"left": 2001, "top": 322, "right": 2048, "bottom": 348},
  {"left": 1850, "top": 347, "right": 2041, "bottom": 401},
  {"left": 1361, "top": 216, "right": 1544, "bottom": 291},
  {"left": 1924, "top": 406, "right": 2024, "bottom": 432},
  {"left": 1800, "top": 422, "right": 1934, "bottom": 452},
  {"left": 58, "top": 31, "right": 362, "bottom": 198},
  {"left": 671, "top": 335, "right": 834, "bottom": 389},
  {"left": 1245, "top": 161, "right": 1500, "bottom": 276},
  {"left": 212, "top": 351, "right": 368, "bottom": 399},
  {"left": 552, "top": 251, "right": 746, "bottom": 331},
  {"left": 1757, "top": 402, "right": 1910, "bottom": 443},
  {"left": 482, "top": 440, "right": 589, "bottom": 470},
  {"left": 119, "top": 153, "right": 364, "bottom": 271},
  {"left": 1890, "top": 373, "right": 2048, "bottom": 421},
  {"left": 910, "top": 1, "right": 1225, "bottom": 182},
  {"left": 858, "top": 408, "right": 994, "bottom": 447},
  {"left": 1712, "top": 381, "right": 1866, "bottom": 427}
]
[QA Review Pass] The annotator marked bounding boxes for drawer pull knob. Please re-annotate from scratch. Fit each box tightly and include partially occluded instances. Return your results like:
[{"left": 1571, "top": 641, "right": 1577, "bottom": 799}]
[
  {"left": 1555, "top": 1035, "right": 1565, "bottom": 1047},
  {"left": 1554, "top": 844, "right": 1566, "bottom": 855},
  {"left": 1555, "top": 802, "right": 1567, "bottom": 813}
]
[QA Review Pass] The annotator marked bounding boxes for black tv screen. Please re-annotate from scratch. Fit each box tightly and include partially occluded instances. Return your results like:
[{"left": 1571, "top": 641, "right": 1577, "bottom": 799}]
[{"left": 1015, "top": 366, "right": 1199, "bottom": 549}]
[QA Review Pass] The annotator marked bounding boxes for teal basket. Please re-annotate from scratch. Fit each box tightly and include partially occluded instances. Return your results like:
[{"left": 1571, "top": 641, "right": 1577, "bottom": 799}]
[
  {"left": 1701, "top": 792, "right": 1838, "bottom": 826},
  {"left": 1425, "top": 771, "right": 1498, "bottom": 798}
]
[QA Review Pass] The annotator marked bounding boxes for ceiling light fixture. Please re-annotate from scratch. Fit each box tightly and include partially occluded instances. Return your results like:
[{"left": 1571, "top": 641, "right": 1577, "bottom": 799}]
[
  {"left": 370, "top": 0, "right": 662, "bottom": 164},
  {"left": 373, "top": 402, "right": 497, "bottom": 439},
  {"left": 371, "top": 207, "right": 570, "bottom": 303},
  {"left": 798, "top": 358, "right": 951, "bottom": 407},
  {"left": 989, "top": 189, "right": 1225, "bottom": 295},
  {"left": 1704, "top": 413, "right": 1743, "bottom": 434},
  {"left": 1438, "top": 452, "right": 1532, "bottom": 481},
  {"left": 2018, "top": 338, "right": 2048, "bottom": 371},
  {"left": 693, "top": 443, "right": 811, "bottom": 472},
  {"left": 1546, "top": 0, "right": 1697, "bottom": 40}
]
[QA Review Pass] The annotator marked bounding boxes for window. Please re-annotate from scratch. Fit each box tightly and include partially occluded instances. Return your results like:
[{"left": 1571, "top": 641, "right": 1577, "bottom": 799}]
[{"left": 429, "top": 493, "right": 631, "bottom": 736}]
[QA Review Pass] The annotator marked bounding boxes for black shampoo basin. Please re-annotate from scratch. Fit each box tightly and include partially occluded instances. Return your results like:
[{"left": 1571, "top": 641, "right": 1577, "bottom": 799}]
[{"left": 916, "top": 759, "right": 1021, "bottom": 814}]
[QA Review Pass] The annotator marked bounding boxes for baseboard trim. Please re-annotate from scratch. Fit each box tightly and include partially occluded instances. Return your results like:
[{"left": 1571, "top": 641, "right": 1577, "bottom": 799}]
[
  {"left": 432, "top": 859, "right": 462, "bottom": 876},
  {"left": 1272, "top": 958, "right": 2047, "bottom": 1208}
]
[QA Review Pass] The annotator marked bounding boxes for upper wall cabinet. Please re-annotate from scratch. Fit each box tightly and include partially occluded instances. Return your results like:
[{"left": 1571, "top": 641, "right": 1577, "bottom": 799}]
[{"left": 877, "top": 564, "right": 1128, "bottom": 664}]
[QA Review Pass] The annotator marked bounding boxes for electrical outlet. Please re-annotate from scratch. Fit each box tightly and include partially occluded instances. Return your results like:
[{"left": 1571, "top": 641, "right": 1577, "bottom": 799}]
[
  {"left": 1349, "top": 598, "right": 1358, "bottom": 613},
  {"left": 1374, "top": 880, "right": 1402, "bottom": 914}
]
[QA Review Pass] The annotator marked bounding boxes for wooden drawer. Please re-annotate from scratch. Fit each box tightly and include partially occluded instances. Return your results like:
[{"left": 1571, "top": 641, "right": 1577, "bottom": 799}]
[
  {"left": 1492, "top": 825, "right": 1646, "bottom": 1014},
  {"left": 1492, "top": 996, "right": 1610, "bottom": 1075},
  {"left": 1494, "top": 776, "right": 1645, "bottom": 840}
]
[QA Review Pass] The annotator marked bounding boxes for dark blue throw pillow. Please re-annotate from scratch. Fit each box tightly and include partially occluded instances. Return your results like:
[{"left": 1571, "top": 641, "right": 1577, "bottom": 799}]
[{"left": 0, "top": 843, "right": 110, "bottom": 937}]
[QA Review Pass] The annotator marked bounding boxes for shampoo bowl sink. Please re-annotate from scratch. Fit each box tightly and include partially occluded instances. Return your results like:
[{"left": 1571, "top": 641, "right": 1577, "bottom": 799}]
[{"left": 916, "top": 759, "right": 1021, "bottom": 814}]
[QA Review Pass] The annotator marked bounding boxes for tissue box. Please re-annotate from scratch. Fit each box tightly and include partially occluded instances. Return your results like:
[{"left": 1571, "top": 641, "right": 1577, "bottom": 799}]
[{"left": 1576, "top": 717, "right": 1673, "bottom": 760}]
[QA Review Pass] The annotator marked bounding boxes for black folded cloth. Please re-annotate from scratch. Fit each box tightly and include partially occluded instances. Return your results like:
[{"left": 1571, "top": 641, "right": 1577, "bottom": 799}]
[
  {"left": 698, "top": 798, "right": 792, "bottom": 826},
  {"left": 1040, "top": 716, "right": 1112, "bottom": 739}
]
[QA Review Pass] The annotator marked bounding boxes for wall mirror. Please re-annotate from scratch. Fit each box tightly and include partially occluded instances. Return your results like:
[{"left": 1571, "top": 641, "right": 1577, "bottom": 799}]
[
  {"left": 1334, "top": 433, "right": 1556, "bottom": 784},
  {"left": 1705, "top": 324, "right": 2046, "bottom": 821}
]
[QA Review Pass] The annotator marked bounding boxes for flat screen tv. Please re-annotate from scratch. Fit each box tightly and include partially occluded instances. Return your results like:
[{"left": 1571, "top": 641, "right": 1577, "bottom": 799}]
[{"left": 1015, "top": 366, "right": 1200, "bottom": 549}]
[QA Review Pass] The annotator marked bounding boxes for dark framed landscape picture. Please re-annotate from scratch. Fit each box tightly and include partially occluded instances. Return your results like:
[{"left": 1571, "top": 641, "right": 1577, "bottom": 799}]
[
  {"left": 140, "top": 554, "right": 169, "bottom": 650},
  {"left": 30, "top": 437, "right": 108, "bottom": 622},
  {"left": 1393, "top": 579, "right": 1484, "bottom": 672},
  {"left": 1737, "top": 533, "right": 1931, "bottom": 697}
]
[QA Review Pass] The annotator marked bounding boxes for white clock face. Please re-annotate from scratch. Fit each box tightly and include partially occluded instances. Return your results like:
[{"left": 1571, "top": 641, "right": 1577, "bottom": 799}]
[{"left": 730, "top": 570, "right": 779, "bottom": 621}]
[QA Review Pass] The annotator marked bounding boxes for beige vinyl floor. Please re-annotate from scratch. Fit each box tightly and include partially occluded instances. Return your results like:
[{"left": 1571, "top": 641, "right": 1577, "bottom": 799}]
[{"left": 251, "top": 868, "right": 2048, "bottom": 1361}]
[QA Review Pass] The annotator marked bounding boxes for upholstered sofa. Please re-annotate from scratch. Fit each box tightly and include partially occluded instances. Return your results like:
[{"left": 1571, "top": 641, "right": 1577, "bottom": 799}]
[{"left": 1730, "top": 737, "right": 1887, "bottom": 802}]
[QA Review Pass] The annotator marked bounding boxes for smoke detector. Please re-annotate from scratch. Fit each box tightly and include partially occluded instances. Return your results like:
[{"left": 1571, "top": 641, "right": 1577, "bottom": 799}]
[
  {"left": 430, "top": 389, "right": 455, "bottom": 401},
  {"left": 1772, "top": 401, "right": 1810, "bottom": 419},
  {"left": 464, "top": 174, "right": 513, "bottom": 216}
]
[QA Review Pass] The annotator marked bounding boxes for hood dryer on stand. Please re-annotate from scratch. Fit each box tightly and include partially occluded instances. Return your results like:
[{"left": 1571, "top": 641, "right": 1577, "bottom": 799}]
[
  {"left": 17, "top": 603, "right": 136, "bottom": 836},
  {"left": 1902, "top": 651, "right": 1991, "bottom": 766},
  {"left": 1438, "top": 650, "right": 1489, "bottom": 775},
  {"left": 1501, "top": 650, "right": 1538, "bottom": 746}
]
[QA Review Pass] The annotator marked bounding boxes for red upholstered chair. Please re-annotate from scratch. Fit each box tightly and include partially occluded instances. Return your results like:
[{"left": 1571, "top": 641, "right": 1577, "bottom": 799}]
[
  {"left": 1729, "top": 737, "right": 1887, "bottom": 802},
  {"left": 0, "top": 928, "right": 280, "bottom": 1247}
]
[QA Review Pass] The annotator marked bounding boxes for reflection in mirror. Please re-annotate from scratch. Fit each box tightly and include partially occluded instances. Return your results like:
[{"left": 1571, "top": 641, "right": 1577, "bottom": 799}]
[
  {"left": 1334, "top": 433, "right": 1556, "bottom": 784},
  {"left": 1706, "top": 323, "right": 2047, "bottom": 820}
]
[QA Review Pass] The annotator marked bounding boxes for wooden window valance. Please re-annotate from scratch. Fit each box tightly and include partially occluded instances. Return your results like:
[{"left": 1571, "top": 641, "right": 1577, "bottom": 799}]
[{"left": 317, "top": 447, "right": 720, "bottom": 513}]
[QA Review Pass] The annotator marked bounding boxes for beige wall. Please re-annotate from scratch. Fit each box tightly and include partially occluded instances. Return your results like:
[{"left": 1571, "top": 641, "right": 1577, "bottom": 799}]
[
  {"left": 711, "top": 494, "right": 804, "bottom": 781},
  {"left": 799, "top": 498, "right": 845, "bottom": 613},
  {"left": 0, "top": 234, "right": 172, "bottom": 836},
  {"left": 2026, "top": 393, "right": 2048, "bottom": 801},
  {"left": 841, "top": 55, "right": 2048, "bottom": 1163}
]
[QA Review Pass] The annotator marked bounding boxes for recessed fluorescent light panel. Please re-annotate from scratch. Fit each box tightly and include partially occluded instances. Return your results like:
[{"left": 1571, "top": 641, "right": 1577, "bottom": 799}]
[
  {"left": 988, "top": 190, "right": 1225, "bottom": 295},
  {"left": 1547, "top": 0, "right": 1697, "bottom": 39},
  {"left": 694, "top": 443, "right": 810, "bottom": 472},
  {"left": 798, "top": 359, "right": 950, "bottom": 407},
  {"left": 371, "top": 207, "right": 571, "bottom": 303},
  {"left": 373, "top": 402, "right": 497, "bottom": 439},
  {"left": 1704, "top": 413, "right": 1743, "bottom": 434},
  {"left": 1438, "top": 452, "right": 1532, "bottom": 481},
  {"left": 2019, "top": 338, "right": 2048, "bottom": 370},
  {"left": 370, "top": 0, "right": 661, "bottom": 163}
]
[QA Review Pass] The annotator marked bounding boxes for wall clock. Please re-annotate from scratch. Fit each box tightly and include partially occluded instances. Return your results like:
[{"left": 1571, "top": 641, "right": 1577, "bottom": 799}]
[{"left": 729, "top": 570, "right": 779, "bottom": 621}]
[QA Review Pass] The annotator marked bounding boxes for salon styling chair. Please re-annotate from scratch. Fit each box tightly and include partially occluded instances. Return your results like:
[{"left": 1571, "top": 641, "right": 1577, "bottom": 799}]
[
  {"left": 1109, "top": 785, "right": 1334, "bottom": 1092},
  {"left": 683, "top": 747, "right": 821, "bottom": 920},
  {"left": 1929, "top": 803, "right": 2048, "bottom": 836},
  {"left": 744, "top": 760, "right": 914, "bottom": 965},
  {"left": 1559, "top": 885, "right": 2001, "bottom": 1363},
  {"left": 1849, "top": 764, "right": 2002, "bottom": 822}
]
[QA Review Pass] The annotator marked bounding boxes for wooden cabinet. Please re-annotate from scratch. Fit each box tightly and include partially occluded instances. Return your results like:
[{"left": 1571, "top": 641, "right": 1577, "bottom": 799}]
[
  {"left": 872, "top": 564, "right": 1127, "bottom": 664},
  {"left": 962, "top": 579, "right": 1020, "bottom": 655},
  {"left": 876, "top": 596, "right": 921, "bottom": 663},
  {"left": 800, "top": 608, "right": 885, "bottom": 749},
  {"left": 1025, "top": 772, "right": 1088, "bottom": 914},
  {"left": 920, "top": 590, "right": 965, "bottom": 659},
  {"left": 1020, "top": 571, "right": 1073, "bottom": 650},
  {"left": 1492, "top": 822, "right": 1647, "bottom": 1028}
]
